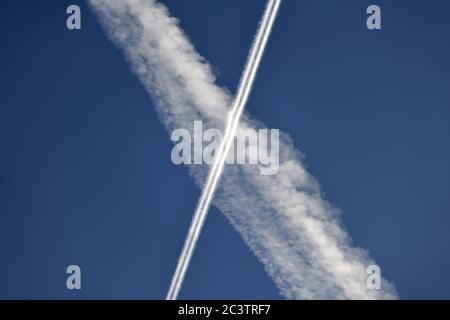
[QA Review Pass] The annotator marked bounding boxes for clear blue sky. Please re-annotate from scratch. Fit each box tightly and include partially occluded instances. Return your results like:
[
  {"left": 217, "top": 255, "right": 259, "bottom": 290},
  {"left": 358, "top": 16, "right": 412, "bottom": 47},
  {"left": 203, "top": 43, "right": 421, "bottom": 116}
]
[{"left": 0, "top": 0, "right": 449, "bottom": 299}]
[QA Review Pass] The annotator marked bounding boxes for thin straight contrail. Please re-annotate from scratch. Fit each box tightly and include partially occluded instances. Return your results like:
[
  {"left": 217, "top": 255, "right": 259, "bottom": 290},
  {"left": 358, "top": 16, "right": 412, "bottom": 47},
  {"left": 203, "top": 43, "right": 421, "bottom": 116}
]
[{"left": 166, "top": 0, "right": 282, "bottom": 300}]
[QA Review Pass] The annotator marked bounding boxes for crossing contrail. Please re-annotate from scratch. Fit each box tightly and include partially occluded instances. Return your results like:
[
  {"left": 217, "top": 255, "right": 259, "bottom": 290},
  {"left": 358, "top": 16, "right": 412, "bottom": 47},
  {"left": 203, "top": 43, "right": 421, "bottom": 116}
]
[
  {"left": 89, "top": 0, "right": 398, "bottom": 299},
  {"left": 166, "top": 0, "right": 282, "bottom": 300}
]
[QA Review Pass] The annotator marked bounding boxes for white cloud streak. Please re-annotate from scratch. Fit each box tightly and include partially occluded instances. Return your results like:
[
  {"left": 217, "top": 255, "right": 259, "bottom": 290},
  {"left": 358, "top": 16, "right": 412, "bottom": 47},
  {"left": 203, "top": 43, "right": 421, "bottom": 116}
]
[
  {"left": 166, "top": 0, "right": 280, "bottom": 300},
  {"left": 165, "top": 0, "right": 281, "bottom": 300},
  {"left": 88, "top": 0, "right": 398, "bottom": 299}
]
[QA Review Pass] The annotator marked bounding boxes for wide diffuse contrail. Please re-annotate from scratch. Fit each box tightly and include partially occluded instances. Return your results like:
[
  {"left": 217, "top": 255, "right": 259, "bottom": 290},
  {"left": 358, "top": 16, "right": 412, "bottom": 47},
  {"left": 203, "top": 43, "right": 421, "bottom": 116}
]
[
  {"left": 89, "top": 0, "right": 398, "bottom": 299},
  {"left": 166, "top": 0, "right": 282, "bottom": 300}
]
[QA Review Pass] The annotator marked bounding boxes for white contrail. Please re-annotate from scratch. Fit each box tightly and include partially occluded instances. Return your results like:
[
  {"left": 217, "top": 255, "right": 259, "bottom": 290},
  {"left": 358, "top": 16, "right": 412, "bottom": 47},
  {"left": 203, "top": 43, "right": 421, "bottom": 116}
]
[
  {"left": 89, "top": 0, "right": 398, "bottom": 299},
  {"left": 166, "top": 0, "right": 282, "bottom": 300}
]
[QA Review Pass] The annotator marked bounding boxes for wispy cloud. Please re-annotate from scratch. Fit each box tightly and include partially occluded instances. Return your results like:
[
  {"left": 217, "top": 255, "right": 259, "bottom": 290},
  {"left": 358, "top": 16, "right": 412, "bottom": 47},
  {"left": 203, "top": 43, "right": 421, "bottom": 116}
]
[{"left": 89, "top": 0, "right": 397, "bottom": 299}]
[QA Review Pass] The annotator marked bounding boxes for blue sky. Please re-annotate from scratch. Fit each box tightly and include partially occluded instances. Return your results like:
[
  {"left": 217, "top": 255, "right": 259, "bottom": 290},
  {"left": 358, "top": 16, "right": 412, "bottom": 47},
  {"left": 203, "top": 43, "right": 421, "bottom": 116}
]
[{"left": 0, "top": 0, "right": 449, "bottom": 299}]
